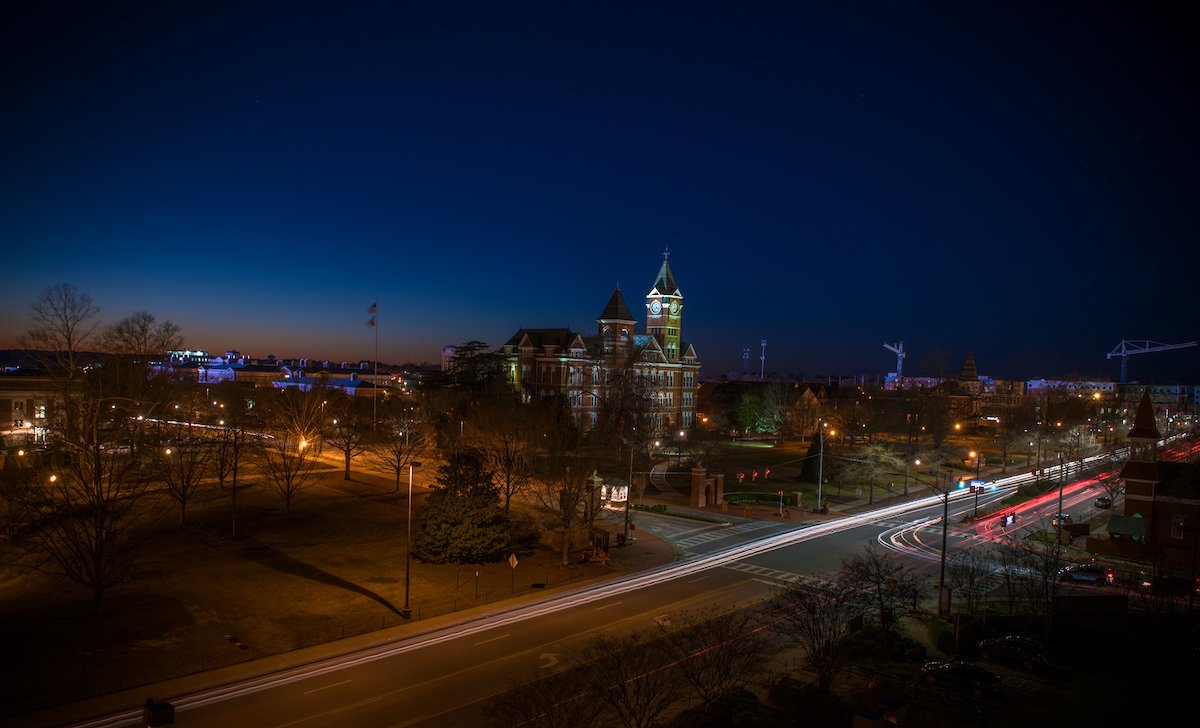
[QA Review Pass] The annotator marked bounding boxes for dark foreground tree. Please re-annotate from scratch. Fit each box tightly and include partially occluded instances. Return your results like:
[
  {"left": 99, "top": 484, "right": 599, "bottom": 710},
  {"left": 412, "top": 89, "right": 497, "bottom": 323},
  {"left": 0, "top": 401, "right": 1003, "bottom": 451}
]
[
  {"left": 838, "top": 543, "right": 925, "bottom": 635},
  {"left": 659, "top": 607, "right": 775, "bottom": 714},
  {"left": 23, "top": 394, "right": 154, "bottom": 615},
  {"left": 577, "top": 630, "right": 687, "bottom": 728},
  {"left": 484, "top": 667, "right": 604, "bottom": 728},
  {"left": 771, "top": 581, "right": 864, "bottom": 691}
]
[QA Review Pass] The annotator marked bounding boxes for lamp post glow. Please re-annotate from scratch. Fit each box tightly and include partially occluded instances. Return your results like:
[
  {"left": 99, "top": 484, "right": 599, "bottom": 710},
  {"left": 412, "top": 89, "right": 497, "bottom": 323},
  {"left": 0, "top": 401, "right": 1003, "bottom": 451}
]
[{"left": 403, "top": 460, "right": 422, "bottom": 618}]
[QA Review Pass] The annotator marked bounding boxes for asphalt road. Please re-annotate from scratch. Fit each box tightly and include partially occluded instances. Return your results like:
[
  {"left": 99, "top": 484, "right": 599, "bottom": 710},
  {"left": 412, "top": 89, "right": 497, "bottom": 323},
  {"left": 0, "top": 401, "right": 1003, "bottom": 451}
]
[{"left": 49, "top": 439, "right": 1189, "bottom": 728}]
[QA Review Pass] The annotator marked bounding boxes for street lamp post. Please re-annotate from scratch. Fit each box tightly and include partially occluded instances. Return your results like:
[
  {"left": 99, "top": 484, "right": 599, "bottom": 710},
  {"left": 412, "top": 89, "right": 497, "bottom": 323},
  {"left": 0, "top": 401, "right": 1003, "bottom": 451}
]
[
  {"left": 403, "top": 460, "right": 422, "bottom": 618},
  {"left": 816, "top": 424, "right": 834, "bottom": 512},
  {"left": 625, "top": 444, "right": 634, "bottom": 542}
]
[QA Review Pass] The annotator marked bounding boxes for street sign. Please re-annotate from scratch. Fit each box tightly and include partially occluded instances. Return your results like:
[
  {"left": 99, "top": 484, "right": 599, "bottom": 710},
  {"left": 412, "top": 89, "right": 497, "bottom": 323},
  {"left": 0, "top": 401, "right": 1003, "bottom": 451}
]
[{"left": 508, "top": 553, "right": 518, "bottom": 569}]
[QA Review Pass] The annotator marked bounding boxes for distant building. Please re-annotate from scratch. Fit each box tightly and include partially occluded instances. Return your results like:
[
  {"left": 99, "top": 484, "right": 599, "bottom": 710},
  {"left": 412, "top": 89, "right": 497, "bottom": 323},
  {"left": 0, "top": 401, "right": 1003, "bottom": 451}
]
[
  {"left": 494, "top": 252, "right": 701, "bottom": 434},
  {"left": 1088, "top": 389, "right": 1200, "bottom": 569}
]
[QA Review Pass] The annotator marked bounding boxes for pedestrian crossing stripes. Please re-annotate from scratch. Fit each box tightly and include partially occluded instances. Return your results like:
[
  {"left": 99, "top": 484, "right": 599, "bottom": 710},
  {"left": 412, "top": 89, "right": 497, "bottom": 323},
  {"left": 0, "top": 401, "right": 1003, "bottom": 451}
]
[
  {"left": 721, "top": 561, "right": 838, "bottom": 591},
  {"left": 672, "top": 521, "right": 776, "bottom": 549}
]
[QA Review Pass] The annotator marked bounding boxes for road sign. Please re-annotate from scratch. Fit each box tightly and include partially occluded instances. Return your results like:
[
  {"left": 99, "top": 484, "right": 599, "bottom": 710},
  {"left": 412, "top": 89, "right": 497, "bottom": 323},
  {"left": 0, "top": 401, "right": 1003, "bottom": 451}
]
[{"left": 508, "top": 553, "right": 518, "bottom": 569}]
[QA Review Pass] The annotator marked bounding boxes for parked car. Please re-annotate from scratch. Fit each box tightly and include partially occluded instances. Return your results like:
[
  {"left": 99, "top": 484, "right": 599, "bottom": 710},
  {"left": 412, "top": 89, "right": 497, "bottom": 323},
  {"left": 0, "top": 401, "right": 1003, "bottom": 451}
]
[
  {"left": 920, "top": 659, "right": 1002, "bottom": 698},
  {"left": 977, "top": 634, "right": 1046, "bottom": 669},
  {"left": 1094, "top": 495, "right": 1112, "bottom": 509},
  {"left": 1051, "top": 513, "right": 1073, "bottom": 527},
  {"left": 1058, "top": 562, "right": 1114, "bottom": 585}
]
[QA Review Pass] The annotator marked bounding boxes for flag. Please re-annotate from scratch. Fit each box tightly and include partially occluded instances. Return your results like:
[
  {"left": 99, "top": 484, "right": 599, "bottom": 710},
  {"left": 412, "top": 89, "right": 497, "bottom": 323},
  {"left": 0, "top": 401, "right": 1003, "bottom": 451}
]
[
  {"left": 367, "top": 302, "right": 377, "bottom": 314},
  {"left": 367, "top": 315, "right": 376, "bottom": 328}
]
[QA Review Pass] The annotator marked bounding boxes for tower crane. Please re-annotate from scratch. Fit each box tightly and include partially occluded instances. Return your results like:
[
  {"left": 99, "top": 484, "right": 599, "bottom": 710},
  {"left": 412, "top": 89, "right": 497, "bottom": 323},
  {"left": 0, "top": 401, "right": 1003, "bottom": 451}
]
[
  {"left": 883, "top": 341, "right": 906, "bottom": 378},
  {"left": 1107, "top": 339, "right": 1197, "bottom": 383}
]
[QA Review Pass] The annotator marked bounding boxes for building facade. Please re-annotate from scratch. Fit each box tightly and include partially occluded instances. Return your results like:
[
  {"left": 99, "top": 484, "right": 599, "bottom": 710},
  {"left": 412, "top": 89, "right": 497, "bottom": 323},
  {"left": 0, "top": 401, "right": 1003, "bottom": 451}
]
[{"left": 498, "top": 254, "right": 700, "bottom": 434}]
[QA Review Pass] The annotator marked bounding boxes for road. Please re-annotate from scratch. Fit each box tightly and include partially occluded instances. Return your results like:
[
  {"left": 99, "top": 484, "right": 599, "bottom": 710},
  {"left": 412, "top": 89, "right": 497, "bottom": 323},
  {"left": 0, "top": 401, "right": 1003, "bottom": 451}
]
[{"left": 50, "top": 437, "right": 1192, "bottom": 727}]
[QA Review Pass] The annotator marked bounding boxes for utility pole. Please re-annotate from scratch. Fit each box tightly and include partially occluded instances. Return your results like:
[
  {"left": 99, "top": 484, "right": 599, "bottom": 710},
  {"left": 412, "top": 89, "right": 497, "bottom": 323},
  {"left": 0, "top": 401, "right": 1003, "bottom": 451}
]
[
  {"left": 759, "top": 339, "right": 767, "bottom": 381},
  {"left": 939, "top": 478, "right": 950, "bottom": 618}
]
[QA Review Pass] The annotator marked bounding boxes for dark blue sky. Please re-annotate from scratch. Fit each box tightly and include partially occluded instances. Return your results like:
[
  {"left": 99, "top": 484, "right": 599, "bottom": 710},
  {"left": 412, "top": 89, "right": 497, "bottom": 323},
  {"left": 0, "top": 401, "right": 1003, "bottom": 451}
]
[{"left": 3, "top": 1, "right": 1197, "bottom": 381}]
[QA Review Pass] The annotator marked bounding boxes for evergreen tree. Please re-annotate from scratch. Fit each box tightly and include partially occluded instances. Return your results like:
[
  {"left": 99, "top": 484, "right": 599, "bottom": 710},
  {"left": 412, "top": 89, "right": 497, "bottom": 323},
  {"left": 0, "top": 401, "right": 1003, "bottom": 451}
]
[{"left": 413, "top": 449, "right": 510, "bottom": 564}]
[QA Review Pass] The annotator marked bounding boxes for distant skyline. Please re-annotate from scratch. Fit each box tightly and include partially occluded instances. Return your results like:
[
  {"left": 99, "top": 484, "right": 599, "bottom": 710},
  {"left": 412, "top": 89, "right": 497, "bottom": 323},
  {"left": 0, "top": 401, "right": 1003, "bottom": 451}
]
[{"left": 3, "top": 2, "right": 1197, "bottom": 382}]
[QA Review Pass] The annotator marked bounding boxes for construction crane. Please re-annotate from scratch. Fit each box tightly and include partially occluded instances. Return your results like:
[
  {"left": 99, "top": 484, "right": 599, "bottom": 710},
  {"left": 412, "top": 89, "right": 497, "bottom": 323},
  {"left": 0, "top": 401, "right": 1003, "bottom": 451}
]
[
  {"left": 1107, "top": 339, "right": 1197, "bottom": 383},
  {"left": 883, "top": 341, "right": 906, "bottom": 378}
]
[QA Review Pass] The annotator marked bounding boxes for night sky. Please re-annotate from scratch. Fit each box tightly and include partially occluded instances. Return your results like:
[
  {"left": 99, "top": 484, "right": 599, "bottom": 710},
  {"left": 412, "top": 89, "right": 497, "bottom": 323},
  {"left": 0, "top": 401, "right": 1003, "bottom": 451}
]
[{"left": 3, "top": 1, "right": 1197, "bottom": 382}]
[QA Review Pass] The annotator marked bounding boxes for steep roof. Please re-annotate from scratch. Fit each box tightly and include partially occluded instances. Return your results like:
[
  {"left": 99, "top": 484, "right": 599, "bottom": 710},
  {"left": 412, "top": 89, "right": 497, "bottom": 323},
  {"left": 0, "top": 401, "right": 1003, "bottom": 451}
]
[
  {"left": 650, "top": 257, "right": 680, "bottom": 297},
  {"left": 504, "top": 328, "right": 578, "bottom": 350},
  {"left": 598, "top": 287, "right": 635, "bottom": 322},
  {"left": 1119, "top": 459, "right": 1163, "bottom": 482},
  {"left": 1126, "top": 389, "right": 1162, "bottom": 440},
  {"left": 958, "top": 352, "right": 978, "bottom": 382}
]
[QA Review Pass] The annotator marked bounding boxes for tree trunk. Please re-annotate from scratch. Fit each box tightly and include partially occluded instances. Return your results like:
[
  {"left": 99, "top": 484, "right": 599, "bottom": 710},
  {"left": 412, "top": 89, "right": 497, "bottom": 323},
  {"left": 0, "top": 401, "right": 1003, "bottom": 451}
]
[{"left": 344, "top": 452, "right": 351, "bottom": 480}]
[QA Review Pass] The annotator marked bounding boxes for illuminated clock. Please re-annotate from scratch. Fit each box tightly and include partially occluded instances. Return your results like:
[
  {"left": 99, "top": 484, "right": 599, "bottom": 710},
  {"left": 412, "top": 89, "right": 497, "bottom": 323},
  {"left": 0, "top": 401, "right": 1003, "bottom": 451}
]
[
  {"left": 669, "top": 300, "right": 679, "bottom": 315},
  {"left": 649, "top": 300, "right": 662, "bottom": 314}
]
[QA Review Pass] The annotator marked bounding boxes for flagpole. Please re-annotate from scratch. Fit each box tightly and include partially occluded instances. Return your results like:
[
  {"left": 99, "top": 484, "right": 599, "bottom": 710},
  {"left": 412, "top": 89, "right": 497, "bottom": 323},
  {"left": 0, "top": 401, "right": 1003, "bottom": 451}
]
[{"left": 373, "top": 299, "right": 379, "bottom": 429}]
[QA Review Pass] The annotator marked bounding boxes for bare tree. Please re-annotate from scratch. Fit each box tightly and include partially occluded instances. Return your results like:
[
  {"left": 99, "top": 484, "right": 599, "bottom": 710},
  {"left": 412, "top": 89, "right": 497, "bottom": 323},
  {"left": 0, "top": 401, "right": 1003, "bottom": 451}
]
[
  {"left": 366, "top": 405, "right": 431, "bottom": 493},
  {"left": 839, "top": 544, "right": 925, "bottom": 635},
  {"left": 100, "top": 310, "right": 182, "bottom": 359},
  {"left": 771, "top": 581, "right": 863, "bottom": 691},
  {"left": 484, "top": 667, "right": 604, "bottom": 728},
  {"left": 325, "top": 397, "right": 369, "bottom": 480},
  {"left": 947, "top": 548, "right": 993, "bottom": 615},
  {"left": 261, "top": 432, "right": 317, "bottom": 516},
  {"left": 577, "top": 630, "right": 686, "bottom": 728},
  {"left": 840, "top": 443, "right": 905, "bottom": 505},
  {"left": 659, "top": 607, "right": 775, "bottom": 714},
  {"left": 19, "top": 282, "right": 101, "bottom": 384},
  {"left": 159, "top": 434, "right": 212, "bottom": 526},
  {"left": 209, "top": 384, "right": 259, "bottom": 538},
  {"left": 465, "top": 380, "right": 541, "bottom": 514},
  {"left": 530, "top": 453, "right": 598, "bottom": 566},
  {"left": 21, "top": 390, "right": 154, "bottom": 615}
]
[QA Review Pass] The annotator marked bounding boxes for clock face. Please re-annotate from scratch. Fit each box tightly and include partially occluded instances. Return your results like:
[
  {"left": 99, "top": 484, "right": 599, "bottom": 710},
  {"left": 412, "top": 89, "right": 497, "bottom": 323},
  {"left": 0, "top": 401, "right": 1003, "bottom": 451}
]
[
  {"left": 649, "top": 300, "right": 662, "bottom": 314},
  {"left": 669, "top": 300, "right": 679, "bottom": 315}
]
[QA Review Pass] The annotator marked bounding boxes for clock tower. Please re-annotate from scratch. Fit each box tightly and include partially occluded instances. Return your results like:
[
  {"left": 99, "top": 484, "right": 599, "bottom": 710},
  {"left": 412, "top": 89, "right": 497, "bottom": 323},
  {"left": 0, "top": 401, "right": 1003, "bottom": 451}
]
[{"left": 646, "top": 248, "right": 683, "bottom": 362}]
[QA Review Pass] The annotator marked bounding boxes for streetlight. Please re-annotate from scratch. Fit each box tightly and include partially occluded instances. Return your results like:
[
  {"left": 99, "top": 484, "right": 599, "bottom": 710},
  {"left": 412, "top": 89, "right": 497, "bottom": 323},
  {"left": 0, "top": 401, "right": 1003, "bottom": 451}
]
[
  {"left": 403, "top": 460, "right": 422, "bottom": 618},
  {"left": 816, "top": 424, "right": 834, "bottom": 512},
  {"left": 969, "top": 450, "right": 981, "bottom": 480},
  {"left": 676, "top": 429, "right": 686, "bottom": 467}
]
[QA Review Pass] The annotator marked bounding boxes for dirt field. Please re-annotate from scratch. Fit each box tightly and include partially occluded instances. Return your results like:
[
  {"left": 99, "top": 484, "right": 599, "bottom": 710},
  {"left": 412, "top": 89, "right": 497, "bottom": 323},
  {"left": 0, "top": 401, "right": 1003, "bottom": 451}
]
[{"left": 0, "top": 461, "right": 614, "bottom": 718}]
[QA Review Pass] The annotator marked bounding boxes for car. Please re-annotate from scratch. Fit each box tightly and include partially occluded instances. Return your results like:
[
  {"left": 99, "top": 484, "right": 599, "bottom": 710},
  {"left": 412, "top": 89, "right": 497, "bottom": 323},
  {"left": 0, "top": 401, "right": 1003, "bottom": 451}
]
[
  {"left": 920, "top": 658, "right": 1003, "bottom": 698},
  {"left": 977, "top": 634, "right": 1046, "bottom": 669},
  {"left": 1094, "top": 495, "right": 1112, "bottom": 509},
  {"left": 1050, "top": 513, "right": 1073, "bottom": 527},
  {"left": 1058, "top": 562, "right": 1114, "bottom": 585}
]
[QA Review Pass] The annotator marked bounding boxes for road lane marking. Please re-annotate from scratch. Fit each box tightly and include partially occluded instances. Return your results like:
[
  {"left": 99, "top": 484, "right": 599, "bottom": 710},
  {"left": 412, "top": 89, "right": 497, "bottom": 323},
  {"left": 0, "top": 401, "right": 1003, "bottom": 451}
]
[
  {"left": 687, "top": 575, "right": 708, "bottom": 583},
  {"left": 593, "top": 601, "right": 622, "bottom": 610},
  {"left": 303, "top": 679, "right": 353, "bottom": 694},
  {"left": 473, "top": 634, "right": 510, "bottom": 646}
]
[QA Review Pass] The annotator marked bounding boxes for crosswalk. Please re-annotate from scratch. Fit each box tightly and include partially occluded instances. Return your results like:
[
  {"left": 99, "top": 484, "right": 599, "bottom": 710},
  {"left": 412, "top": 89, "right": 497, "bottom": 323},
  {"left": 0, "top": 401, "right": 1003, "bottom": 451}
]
[
  {"left": 720, "top": 561, "right": 838, "bottom": 591},
  {"left": 671, "top": 520, "right": 778, "bottom": 550}
]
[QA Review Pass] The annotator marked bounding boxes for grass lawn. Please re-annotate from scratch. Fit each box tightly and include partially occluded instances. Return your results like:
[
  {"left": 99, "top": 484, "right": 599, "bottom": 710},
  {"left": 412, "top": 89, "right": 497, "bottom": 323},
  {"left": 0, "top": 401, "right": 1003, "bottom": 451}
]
[{"left": 0, "top": 461, "right": 613, "bottom": 717}]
